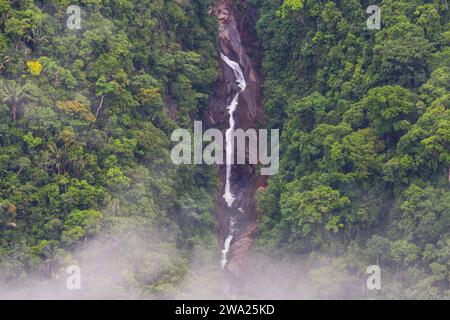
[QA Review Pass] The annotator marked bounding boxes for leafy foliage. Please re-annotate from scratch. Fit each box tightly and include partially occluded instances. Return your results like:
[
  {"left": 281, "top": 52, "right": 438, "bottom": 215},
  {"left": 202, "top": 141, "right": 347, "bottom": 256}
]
[
  {"left": 254, "top": 0, "right": 450, "bottom": 299},
  {"left": 0, "top": 0, "right": 219, "bottom": 297}
]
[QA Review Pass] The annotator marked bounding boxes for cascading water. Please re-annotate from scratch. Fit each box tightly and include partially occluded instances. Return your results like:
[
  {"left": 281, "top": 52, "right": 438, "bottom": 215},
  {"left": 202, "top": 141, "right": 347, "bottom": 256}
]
[
  {"left": 220, "top": 52, "right": 247, "bottom": 269},
  {"left": 221, "top": 216, "right": 236, "bottom": 268},
  {"left": 209, "top": 0, "right": 265, "bottom": 290}
]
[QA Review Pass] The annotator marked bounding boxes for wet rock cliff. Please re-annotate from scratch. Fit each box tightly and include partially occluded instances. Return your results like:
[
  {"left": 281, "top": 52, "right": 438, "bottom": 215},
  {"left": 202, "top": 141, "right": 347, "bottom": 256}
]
[{"left": 205, "top": 0, "right": 267, "bottom": 292}]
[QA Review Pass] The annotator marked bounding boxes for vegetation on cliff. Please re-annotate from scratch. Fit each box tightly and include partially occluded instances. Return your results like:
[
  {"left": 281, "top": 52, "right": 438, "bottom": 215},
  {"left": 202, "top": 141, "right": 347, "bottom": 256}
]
[
  {"left": 254, "top": 0, "right": 449, "bottom": 299},
  {"left": 0, "top": 0, "right": 219, "bottom": 298},
  {"left": 0, "top": 0, "right": 449, "bottom": 299}
]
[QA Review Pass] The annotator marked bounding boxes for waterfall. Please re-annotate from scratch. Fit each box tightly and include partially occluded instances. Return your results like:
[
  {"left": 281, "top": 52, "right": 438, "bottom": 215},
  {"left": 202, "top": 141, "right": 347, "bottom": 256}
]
[
  {"left": 220, "top": 52, "right": 247, "bottom": 269},
  {"left": 221, "top": 52, "right": 247, "bottom": 208},
  {"left": 221, "top": 216, "right": 236, "bottom": 269}
]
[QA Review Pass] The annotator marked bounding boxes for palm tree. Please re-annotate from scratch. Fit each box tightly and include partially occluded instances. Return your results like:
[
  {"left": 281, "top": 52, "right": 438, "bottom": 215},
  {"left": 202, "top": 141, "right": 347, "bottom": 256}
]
[
  {"left": 46, "top": 142, "right": 65, "bottom": 174},
  {"left": 0, "top": 80, "right": 32, "bottom": 121}
]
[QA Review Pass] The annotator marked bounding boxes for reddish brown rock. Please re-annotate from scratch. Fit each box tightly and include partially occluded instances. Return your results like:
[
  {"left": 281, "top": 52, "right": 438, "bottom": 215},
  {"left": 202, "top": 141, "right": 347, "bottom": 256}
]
[{"left": 206, "top": 0, "right": 267, "bottom": 291}]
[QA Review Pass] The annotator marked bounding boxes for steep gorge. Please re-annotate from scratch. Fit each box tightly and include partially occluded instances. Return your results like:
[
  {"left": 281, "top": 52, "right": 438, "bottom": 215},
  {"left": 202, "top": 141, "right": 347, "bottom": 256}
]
[{"left": 205, "top": 0, "right": 266, "bottom": 292}]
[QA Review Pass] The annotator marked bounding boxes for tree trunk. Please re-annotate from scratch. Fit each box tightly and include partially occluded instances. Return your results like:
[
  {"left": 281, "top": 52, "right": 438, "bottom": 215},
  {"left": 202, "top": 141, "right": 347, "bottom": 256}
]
[
  {"left": 95, "top": 95, "right": 105, "bottom": 120},
  {"left": 11, "top": 103, "right": 17, "bottom": 121}
]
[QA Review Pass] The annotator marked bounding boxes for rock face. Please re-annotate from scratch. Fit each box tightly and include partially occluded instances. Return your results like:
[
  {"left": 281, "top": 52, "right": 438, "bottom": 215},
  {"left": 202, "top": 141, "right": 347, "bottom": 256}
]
[{"left": 205, "top": 0, "right": 266, "bottom": 291}]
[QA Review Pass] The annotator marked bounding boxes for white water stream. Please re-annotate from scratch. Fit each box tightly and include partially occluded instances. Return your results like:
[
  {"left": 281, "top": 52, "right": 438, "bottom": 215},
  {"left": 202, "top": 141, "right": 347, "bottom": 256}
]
[{"left": 220, "top": 52, "right": 247, "bottom": 269}]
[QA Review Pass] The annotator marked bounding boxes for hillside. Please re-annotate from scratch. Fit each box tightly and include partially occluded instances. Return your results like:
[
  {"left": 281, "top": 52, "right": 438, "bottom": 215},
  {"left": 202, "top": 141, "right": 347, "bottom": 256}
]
[{"left": 0, "top": 0, "right": 449, "bottom": 300}]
